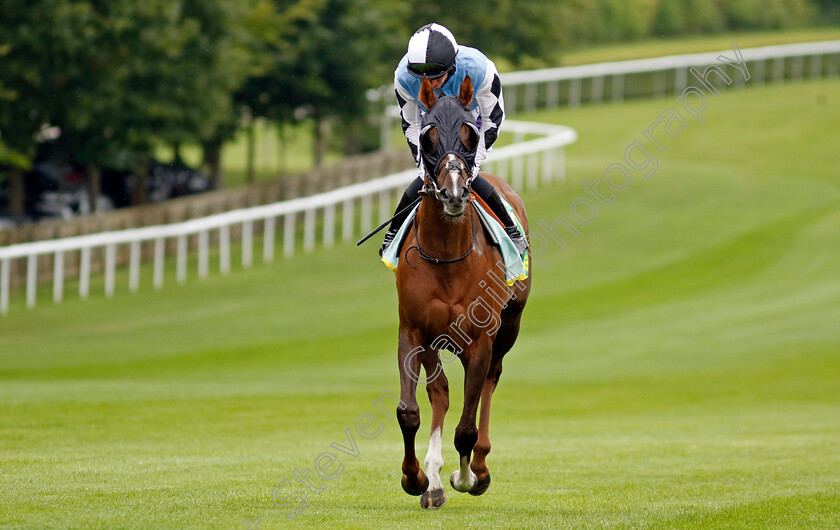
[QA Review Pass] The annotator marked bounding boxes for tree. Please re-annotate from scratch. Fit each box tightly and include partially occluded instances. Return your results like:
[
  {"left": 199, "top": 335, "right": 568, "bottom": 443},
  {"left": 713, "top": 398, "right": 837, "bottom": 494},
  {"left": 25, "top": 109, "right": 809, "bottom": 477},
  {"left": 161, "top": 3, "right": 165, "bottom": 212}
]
[
  {"left": 402, "top": 1, "right": 564, "bottom": 67},
  {"left": 236, "top": 0, "right": 405, "bottom": 167},
  {"left": 0, "top": 0, "right": 259, "bottom": 210},
  {"left": 0, "top": 8, "right": 51, "bottom": 214}
]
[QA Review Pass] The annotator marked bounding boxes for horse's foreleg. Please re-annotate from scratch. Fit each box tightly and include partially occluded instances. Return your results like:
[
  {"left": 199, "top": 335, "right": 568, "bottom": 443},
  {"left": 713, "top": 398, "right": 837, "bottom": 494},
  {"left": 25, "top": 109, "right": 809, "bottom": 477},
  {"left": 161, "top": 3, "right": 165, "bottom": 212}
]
[
  {"left": 468, "top": 354, "right": 503, "bottom": 496},
  {"left": 420, "top": 352, "right": 449, "bottom": 509},
  {"left": 450, "top": 341, "right": 491, "bottom": 493},
  {"left": 397, "top": 333, "right": 428, "bottom": 496}
]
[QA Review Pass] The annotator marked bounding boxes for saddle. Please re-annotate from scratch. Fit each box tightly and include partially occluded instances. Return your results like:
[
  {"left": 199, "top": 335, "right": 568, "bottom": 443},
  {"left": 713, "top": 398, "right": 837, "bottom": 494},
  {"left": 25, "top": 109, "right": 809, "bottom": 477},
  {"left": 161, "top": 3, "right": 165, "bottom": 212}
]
[{"left": 381, "top": 195, "right": 528, "bottom": 285}]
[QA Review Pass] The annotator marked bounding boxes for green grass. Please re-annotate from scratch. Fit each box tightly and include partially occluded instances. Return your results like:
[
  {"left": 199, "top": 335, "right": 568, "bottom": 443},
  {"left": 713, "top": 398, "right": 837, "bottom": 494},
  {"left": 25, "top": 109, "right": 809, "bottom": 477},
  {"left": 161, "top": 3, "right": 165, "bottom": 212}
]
[
  {"left": 505, "top": 27, "right": 840, "bottom": 68},
  {"left": 2, "top": 78, "right": 840, "bottom": 528}
]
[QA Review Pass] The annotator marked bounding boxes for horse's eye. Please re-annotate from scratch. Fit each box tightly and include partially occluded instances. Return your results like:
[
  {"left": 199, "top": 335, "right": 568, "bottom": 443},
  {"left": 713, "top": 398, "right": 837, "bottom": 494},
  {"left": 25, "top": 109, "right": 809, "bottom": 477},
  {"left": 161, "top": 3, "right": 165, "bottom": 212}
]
[
  {"left": 421, "top": 126, "right": 438, "bottom": 153},
  {"left": 459, "top": 123, "right": 478, "bottom": 151}
]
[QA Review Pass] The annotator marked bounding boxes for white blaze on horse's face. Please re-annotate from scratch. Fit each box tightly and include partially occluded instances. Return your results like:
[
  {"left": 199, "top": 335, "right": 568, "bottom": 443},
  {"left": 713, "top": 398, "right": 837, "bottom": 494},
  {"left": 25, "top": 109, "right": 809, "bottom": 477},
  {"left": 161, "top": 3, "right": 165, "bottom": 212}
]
[{"left": 440, "top": 154, "right": 468, "bottom": 217}]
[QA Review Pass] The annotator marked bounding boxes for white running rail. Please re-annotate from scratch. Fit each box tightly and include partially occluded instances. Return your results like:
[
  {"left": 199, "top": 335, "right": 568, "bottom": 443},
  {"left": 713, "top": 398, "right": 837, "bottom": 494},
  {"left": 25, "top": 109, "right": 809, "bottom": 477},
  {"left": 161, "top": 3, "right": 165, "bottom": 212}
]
[
  {"left": 501, "top": 40, "right": 840, "bottom": 112},
  {"left": 369, "top": 40, "right": 840, "bottom": 118},
  {"left": 0, "top": 120, "right": 577, "bottom": 315},
  {"left": 6, "top": 39, "right": 839, "bottom": 314}
]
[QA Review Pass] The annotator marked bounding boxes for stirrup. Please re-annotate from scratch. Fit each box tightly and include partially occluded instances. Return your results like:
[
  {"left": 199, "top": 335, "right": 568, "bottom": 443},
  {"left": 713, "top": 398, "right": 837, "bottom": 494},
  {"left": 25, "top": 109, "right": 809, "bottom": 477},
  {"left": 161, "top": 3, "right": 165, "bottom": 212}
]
[
  {"left": 379, "top": 227, "right": 399, "bottom": 257},
  {"left": 505, "top": 226, "right": 528, "bottom": 256}
]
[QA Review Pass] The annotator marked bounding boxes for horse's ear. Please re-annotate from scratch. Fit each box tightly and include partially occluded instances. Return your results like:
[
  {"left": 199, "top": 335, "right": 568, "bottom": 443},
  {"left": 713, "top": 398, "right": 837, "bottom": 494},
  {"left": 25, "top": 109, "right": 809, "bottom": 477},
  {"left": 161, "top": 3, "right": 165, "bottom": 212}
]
[
  {"left": 458, "top": 75, "right": 473, "bottom": 108},
  {"left": 419, "top": 77, "right": 437, "bottom": 109}
]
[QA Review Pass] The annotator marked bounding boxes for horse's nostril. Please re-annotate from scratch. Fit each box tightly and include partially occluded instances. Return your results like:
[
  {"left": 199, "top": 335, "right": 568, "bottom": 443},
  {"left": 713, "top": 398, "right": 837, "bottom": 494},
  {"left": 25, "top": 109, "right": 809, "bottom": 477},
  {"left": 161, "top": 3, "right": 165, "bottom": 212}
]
[
  {"left": 460, "top": 187, "right": 470, "bottom": 200},
  {"left": 439, "top": 188, "right": 450, "bottom": 200}
]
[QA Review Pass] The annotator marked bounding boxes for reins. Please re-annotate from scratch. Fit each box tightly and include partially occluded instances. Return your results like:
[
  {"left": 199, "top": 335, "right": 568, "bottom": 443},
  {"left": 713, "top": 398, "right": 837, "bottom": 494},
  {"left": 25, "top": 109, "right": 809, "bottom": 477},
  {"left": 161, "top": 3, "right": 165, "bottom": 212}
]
[{"left": 407, "top": 201, "right": 476, "bottom": 265}]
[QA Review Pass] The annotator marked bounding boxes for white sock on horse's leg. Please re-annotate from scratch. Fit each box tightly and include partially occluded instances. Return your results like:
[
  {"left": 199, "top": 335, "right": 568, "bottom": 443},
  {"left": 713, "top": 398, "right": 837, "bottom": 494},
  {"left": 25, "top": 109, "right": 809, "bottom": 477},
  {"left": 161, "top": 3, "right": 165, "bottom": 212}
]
[
  {"left": 421, "top": 427, "right": 447, "bottom": 508},
  {"left": 424, "top": 427, "right": 444, "bottom": 491},
  {"left": 450, "top": 454, "right": 477, "bottom": 492}
]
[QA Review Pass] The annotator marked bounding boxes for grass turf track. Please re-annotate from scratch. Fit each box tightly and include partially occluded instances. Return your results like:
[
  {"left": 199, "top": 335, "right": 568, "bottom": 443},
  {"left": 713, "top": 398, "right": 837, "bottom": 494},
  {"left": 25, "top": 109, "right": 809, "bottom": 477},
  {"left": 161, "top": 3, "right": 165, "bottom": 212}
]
[{"left": 1, "top": 78, "right": 839, "bottom": 528}]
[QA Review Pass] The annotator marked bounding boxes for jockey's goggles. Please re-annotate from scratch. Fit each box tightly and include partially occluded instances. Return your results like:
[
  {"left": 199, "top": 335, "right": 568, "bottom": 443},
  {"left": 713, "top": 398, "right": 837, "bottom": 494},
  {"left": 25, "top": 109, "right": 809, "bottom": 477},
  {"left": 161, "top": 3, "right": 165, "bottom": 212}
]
[{"left": 408, "top": 62, "right": 450, "bottom": 79}]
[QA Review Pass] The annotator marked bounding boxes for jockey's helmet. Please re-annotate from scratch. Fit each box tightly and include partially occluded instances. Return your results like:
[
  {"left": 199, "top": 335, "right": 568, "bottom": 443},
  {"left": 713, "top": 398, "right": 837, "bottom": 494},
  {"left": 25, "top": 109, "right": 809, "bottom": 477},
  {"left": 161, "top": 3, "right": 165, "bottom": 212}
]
[{"left": 406, "top": 23, "right": 458, "bottom": 80}]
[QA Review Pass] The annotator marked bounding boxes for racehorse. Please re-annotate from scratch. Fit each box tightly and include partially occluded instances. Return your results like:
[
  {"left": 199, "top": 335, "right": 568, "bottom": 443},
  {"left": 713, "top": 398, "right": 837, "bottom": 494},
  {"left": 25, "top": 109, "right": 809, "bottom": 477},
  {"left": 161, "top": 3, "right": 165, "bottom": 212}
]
[{"left": 393, "top": 75, "right": 532, "bottom": 509}]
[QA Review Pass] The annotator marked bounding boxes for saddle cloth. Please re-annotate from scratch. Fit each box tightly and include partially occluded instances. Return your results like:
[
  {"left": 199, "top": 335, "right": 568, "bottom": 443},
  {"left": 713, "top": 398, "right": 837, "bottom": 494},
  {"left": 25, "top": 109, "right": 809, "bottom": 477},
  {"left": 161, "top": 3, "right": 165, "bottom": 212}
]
[{"left": 381, "top": 198, "right": 529, "bottom": 286}]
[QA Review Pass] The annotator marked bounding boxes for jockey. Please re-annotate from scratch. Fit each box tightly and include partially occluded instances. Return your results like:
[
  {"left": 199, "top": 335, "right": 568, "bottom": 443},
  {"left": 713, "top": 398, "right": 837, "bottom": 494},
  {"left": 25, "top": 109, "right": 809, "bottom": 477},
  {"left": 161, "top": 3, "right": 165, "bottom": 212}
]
[{"left": 380, "top": 23, "right": 528, "bottom": 257}]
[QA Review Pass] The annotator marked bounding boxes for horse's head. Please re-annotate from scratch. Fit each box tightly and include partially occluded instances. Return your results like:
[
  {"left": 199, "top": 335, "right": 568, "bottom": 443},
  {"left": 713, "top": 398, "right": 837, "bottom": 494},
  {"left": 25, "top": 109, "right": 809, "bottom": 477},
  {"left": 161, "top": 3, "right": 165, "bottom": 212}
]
[{"left": 418, "top": 75, "right": 479, "bottom": 218}]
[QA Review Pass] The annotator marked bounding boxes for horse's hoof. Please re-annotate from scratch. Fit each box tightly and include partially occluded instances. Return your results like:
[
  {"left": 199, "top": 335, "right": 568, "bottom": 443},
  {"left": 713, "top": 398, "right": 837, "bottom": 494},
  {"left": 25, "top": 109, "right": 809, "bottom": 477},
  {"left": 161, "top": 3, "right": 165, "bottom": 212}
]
[
  {"left": 401, "top": 472, "right": 430, "bottom": 496},
  {"left": 469, "top": 472, "right": 491, "bottom": 496},
  {"left": 449, "top": 469, "right": 477, "bottom": 493},
  {"left": 420, "top": 488, "right": 447, "bottom": 509}
]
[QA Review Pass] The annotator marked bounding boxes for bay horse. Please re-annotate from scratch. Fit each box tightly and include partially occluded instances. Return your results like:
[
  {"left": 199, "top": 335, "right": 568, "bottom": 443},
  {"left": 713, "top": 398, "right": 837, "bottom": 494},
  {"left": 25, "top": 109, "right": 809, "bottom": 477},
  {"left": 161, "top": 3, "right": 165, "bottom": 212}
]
[{"left": 394, "top": 75, "right": 531, "bottom": 509}]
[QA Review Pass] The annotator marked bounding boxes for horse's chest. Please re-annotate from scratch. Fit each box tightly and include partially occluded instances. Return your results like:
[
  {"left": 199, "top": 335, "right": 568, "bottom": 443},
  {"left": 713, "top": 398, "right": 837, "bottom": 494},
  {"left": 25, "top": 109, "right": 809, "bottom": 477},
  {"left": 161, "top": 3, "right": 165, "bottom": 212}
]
[{"left": 400, "top": 285, "right": 504, "bottom": 340}]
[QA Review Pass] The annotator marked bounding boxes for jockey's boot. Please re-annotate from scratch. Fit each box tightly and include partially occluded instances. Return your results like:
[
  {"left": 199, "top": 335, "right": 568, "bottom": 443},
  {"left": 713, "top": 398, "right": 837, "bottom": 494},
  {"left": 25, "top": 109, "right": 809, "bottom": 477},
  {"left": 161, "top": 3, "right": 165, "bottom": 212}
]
[
  {"left": 380, "top": 176, "right": 425, "bottom": 257},
  {"left": 472, "top": 175, "right": 529, "bottom": 256}
]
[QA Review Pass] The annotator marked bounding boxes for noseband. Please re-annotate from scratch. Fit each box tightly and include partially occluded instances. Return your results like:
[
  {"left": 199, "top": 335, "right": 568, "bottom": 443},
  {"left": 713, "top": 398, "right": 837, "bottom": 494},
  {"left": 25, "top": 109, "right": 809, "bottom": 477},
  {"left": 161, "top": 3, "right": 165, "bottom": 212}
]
[{"left": 421, "top": 157, "right": 472, "bottom": 199}]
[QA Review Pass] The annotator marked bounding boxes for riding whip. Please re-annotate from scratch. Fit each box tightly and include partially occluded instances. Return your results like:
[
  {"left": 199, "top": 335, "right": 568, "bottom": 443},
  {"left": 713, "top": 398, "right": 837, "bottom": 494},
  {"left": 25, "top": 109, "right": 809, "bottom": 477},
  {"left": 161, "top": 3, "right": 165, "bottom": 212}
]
[{"left": 356, "top": 196, "right": 422, "bottom": 246}]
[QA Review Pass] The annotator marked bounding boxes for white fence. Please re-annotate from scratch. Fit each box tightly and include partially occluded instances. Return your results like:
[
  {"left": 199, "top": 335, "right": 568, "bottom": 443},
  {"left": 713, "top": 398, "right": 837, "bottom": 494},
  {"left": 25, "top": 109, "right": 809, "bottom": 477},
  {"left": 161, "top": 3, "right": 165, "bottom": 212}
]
[
  {"left": 373, "top": 40, "right": 840, "bottom": 150},
  {"left": 371, "top": 39, "right": 840, "bottom": 121},
  {"left": 501, "top": 40, "right": 840, "bottom": 112},
  {"left": 5, "top": 39, "right": 839, "bottom": 315},
  {"left": 0, "top": 120, "right": 577, "bottom": 315}
]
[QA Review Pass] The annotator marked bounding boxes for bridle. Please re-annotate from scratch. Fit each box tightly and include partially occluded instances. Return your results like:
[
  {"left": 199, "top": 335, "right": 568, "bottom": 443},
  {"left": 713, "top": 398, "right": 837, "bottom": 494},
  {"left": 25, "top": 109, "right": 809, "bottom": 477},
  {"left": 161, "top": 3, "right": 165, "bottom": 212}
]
[
  {"left": 409, "top": 155, "right": 476, "bottom": 265},
  {"left": 420, "top": 157, "right": 473, "bottom": 199},
  {"left": 409, "top": 208, "right": 476, "bottom": 264}
]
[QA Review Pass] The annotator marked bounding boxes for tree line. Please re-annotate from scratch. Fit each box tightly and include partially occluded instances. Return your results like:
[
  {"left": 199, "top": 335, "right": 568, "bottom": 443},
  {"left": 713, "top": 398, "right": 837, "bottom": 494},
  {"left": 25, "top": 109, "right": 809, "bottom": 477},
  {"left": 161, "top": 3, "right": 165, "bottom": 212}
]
[{"left": 0, "top": 0, "right": 833, "bottom": 215}]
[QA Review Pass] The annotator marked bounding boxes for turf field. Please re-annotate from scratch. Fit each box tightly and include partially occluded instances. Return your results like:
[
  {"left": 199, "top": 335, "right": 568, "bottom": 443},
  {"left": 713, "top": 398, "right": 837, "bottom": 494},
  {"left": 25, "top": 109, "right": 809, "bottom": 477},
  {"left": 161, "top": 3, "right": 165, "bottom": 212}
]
[{"left": 1, "top": 78, "right": 839, "bottom": 528}]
